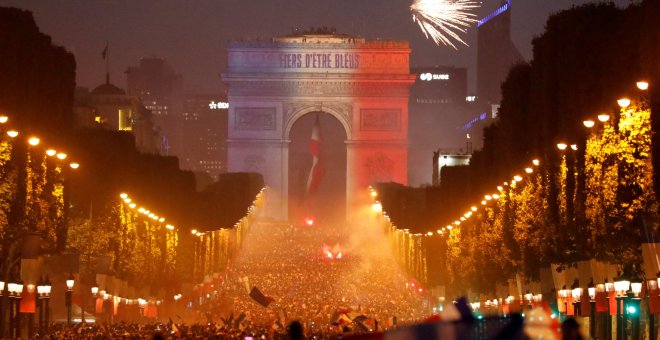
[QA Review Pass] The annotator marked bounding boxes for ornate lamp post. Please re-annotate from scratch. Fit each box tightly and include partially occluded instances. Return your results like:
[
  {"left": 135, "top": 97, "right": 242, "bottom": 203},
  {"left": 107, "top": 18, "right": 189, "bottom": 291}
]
[
  {"left": 8, "top": 280, "right": 23, "bottom": 338},
  {"left": 588, "top": 284, "right": 597, "bottom": 339},
  {"left": 572, "top": 287, "right": 583, "bottom": 317},
  {"left": 614, "top": 279, "right": 630, "bottom": 340},
  {"left": 65, "top": 274, "right": 74, "bottom": 327},
  {"left": 558, "top": 288, "right": 570, "bottom": 320},
  {"left": 36, "top": 277, "right": 51, "bottom": 335},
  {"left": 628, "top": 281, "right": 642, "bottom": 339}
]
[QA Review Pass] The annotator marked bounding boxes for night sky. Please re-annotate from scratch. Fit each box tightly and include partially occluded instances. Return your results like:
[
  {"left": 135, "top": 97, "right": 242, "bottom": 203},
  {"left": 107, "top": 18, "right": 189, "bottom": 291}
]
[{"left": 4, "top": 0, "right": 631, "bottom": 94}]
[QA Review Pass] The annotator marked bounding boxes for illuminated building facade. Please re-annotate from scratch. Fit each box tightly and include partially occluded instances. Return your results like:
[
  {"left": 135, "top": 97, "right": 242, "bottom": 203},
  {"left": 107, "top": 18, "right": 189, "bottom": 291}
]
[
  {"left": 74, "top": 81, "right": 160, "bottom": 154},
  {"left": 477, "top": 0, "right": 523, "bottom": 104},
  {"left": 126, "top": 58, "right": 184, "bottom": 156},
  {"left": 432, "top": 152, "right": 471, "bottom": 186},
  {"left": 180, "top": 94, "right": 228, "bottom": 180},
  {"left": 408, "top": 66, "right": 476, "bottom": 186},
  {"left": 223, "top": 30, "right": 414, "bottom": 220}
]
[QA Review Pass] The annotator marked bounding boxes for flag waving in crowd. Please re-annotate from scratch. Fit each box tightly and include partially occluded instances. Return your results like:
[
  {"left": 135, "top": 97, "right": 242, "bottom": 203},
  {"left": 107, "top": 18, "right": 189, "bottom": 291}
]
[{"left": 306, "top": 114, "right": 325, "bottom": 194}]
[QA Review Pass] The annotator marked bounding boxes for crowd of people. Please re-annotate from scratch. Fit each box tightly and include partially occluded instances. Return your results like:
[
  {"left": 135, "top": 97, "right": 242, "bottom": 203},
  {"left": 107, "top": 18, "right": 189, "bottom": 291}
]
[{"left": 195, "top": 220, "right": 428, "bottom": 338}]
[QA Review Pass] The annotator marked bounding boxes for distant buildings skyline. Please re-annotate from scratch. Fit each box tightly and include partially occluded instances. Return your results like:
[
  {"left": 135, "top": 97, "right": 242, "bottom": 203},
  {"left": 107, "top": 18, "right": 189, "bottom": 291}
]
[{"left": 74, "top": 56, "right": 229, "bottom": 182}]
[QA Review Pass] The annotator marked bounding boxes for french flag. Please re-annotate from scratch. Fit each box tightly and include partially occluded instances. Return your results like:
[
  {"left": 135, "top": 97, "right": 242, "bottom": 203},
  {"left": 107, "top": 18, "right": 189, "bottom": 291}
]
[{"left": 306, "top": 115, "right": 325, "bottom": 194}]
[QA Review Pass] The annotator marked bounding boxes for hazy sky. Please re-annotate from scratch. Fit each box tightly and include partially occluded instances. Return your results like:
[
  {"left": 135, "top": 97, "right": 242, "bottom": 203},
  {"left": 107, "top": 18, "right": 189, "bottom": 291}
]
[{"left": 4, "top": 0, "right": 632, "bottom": 93}]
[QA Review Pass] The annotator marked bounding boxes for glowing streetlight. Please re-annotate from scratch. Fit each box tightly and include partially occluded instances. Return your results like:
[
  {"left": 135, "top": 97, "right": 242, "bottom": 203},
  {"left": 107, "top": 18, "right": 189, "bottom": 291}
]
[
  {"left": 372, "top": 202, "right": 383, "bottom": 213},
  {"left": 513, "top": 175, "right": 523, "bottom": 182},
  {"left": 525, "top": 167, "right": 533, "bottom": 174},
  {"left": 636, "top": 81, "right": 649, "bottom": 91},
  {"left": 485, "top": 195, "right": 492, "bottom": 201},
  {"left": 447, "top": 225, "right": 453, "bottom": 230},
  {"left": 492, "top": 194, "right": 500, "bottom": 199},
  {"left": 7, "top": 130, "right": 18, "bottom": 138},
  {"left": 129, "top": 203, "right": 136, "bottom": 209},
  {"left": 597, "top": 114, "right": 610, "bottom": 122},
  {"left": 497, "top": 185, "right": 503, "bottom": 191},
  {"left": 583, "top": 120, "right": 595, "bottom": 128},
  {"left": 45, "top": 149, "right": 56, "bottom": 156},
  {"left": 123, "top": 198, "right": 131, "bottom": 203},
  {"left": 56, "top": 153, "right": 67, "bottom": 160},
  {"left": 191, "top": 229, "right": 198, "bottom": 235},
  {"left": 617, "top": 98, "right": 631, "bottom": 108},
  {"left": 0, "top": 116, "right": 7, "bottom": 124},
  {"left": 69, "top": 162, "right": 79, "bottom": 169},
  {"left": 557, "top": 143, "right": 567, "bottom": 150},
  {"left": 532, "top": 159, "right": 540, "bottom": 166},
  {"left": 426, "top": 232, "right": 433, "bottom": 236},
  {"left": 138, "top": 207, "right": 145, "bottom": 213},
  {"left": 28, "top": 137, "right": 40, "bottom": 146},
  {"left": 166, "top": 224, "right": 175, "bottom": 230},
  {"left": 570, "top": 144, "right": 578, "bottom": 151},
  {"left": 120, "top": 193, "right": 128, "bottom": 199},
  {"left": 481, "top": 200, "right": 487, "bottom": 205},
  {"left": 471, "top": 206, "right": 477, "bottom": 212},
  {"left": 159, "top": 217, "right": 165, "bottom": 223}
]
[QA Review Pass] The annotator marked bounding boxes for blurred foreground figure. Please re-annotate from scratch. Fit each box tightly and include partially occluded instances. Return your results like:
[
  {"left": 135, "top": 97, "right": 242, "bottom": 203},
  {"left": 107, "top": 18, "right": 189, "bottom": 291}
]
[{"left": 561, "top": 318, "right": 583, "bottom": 340}]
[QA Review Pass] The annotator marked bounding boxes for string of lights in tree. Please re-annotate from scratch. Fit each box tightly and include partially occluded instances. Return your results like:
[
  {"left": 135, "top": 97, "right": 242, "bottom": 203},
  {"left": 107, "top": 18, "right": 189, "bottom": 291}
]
[
  {"left": 190, "top": 187, "right": 265, "bottom": 237},
  {"left": 118, "top": 193, "right": 176, "bottom": 231},
  {"left": 372, "top": 81, "right": 650, "bottom": 239},
  {"left": 0, "top": 114, "right": 80, "bottom": 169}
]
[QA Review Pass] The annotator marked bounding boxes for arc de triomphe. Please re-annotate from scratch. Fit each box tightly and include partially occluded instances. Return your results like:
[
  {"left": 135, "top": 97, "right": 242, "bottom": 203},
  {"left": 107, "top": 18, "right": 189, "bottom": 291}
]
[{"left": 222, "top": 32, "right": 415, "bottom": 221}]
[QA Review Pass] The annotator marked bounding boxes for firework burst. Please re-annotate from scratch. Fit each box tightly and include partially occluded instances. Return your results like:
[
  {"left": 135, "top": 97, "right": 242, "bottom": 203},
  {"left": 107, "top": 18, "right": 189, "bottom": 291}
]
[{"left": 411, "top": 0, "right": 481, "bottom": 49}]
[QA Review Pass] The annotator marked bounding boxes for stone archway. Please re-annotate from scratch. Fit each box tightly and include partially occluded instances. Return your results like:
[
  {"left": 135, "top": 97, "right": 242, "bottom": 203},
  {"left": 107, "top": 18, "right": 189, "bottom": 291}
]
[{"left": 222, "top": 33, "right": 414, "bottom": 221}]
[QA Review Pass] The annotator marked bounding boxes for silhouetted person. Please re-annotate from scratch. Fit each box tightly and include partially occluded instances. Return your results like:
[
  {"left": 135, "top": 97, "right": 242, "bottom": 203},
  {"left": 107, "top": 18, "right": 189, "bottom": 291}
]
[
  {"left": 561, "top": 318, "right": 583, "bottom": 340},
  {"left": 287, "top": 320, "right": 304, "bottom": 340}
]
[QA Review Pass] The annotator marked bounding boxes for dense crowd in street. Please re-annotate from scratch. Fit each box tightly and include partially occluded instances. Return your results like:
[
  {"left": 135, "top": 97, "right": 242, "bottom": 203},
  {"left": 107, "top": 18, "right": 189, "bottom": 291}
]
[{"left": 195, "top": 221, "right": 428, "bottom": 338}]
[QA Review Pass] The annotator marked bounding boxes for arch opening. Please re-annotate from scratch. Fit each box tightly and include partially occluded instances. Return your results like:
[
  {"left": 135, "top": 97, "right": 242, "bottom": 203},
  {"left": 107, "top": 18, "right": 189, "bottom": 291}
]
[{"left": 288, "top": 111, "right": 347, "bottom": 225}]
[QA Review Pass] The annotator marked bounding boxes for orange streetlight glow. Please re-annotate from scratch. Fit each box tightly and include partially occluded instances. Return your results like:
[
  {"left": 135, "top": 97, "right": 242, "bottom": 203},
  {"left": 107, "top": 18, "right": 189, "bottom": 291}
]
[
  {"left": 471, "top": 206, "right": 477, "bottom": 212},
  {"left": 69, "top": 162, "right": 80, "bottom": 169},
  {"left": 513, "top": 175, "right": 523, "bottom": 182},
  {"left": 597, "top": 114, "right": 610, "bottom": 122},
  {"left": 636, "top": 81, "right": 649, "bottom": 90},
  {"left": 557, "top": 143, "right": 567, "bottom": 150},
  {"left": 166, "top": 225, "right": 175, "bottom": 230},
  {"left": 525, "top": 167, "right": 533, "bottom": 174},
  {"left": 7, "top": 130, "right": 18, "bottom": 138},
  {"left": 129, "top": 203, "right": 136, "bottom": 209},
  {"left": 56, "top": 153, "right": 67, "bottom": 160},
  {"left": 617, "top": 98, "right": 631, "bottom": 108},
  {"left": 532, "top": 159, "right": 540, "bottom": 166},
  {"left": 583, "top": 120, "right": 595, "bottom": 128},
  {"left": 570, "top": 144, "right": 578, "bottom": 151},
  {"left": 0, "top": 116, "right": 8, "bottom": 124},
  {"left": 120, "top": 193, "right": 128, "bottom": 199},
  {"left": 28, "top": 137, "right": 40, "bottom": 146},
  {"left": 46, "top": 149, "right": 57, "bottom": 156},
  {"left": 191, "top": 229, "right": 198, "bottom": 235}
]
